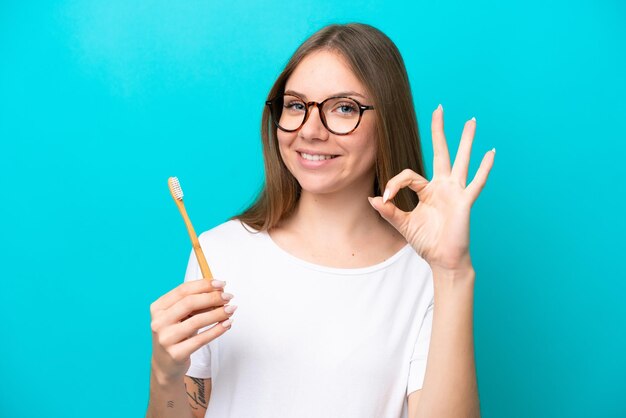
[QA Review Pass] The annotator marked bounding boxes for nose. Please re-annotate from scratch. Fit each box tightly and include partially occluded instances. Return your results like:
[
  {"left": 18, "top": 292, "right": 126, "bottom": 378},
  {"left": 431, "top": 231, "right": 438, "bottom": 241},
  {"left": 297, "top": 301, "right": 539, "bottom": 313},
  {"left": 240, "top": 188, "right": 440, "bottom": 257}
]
[{"left": 298, "top": 103, "right": 329, "bottom": 141}]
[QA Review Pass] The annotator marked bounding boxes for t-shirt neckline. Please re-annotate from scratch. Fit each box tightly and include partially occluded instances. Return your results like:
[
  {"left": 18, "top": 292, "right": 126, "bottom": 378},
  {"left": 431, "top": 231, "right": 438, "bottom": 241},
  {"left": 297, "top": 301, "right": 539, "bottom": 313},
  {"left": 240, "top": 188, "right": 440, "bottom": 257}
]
[{"left": 252, "top": 222, "right": 413, "bottom": 275}]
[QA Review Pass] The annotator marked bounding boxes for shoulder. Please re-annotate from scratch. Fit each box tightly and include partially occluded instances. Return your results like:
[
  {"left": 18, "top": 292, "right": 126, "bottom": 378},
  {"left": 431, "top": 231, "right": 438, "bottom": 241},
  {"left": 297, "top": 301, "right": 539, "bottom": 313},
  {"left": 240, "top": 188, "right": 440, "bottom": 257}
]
[
  {"left": 193, "top": 219, "right": 268, "bottom": 280},
  {"left": 398, "top": 248, "right": 435, "bottom": 302},
  {"left": 197, "top": 218, "right": 260, "bottom": 246}
]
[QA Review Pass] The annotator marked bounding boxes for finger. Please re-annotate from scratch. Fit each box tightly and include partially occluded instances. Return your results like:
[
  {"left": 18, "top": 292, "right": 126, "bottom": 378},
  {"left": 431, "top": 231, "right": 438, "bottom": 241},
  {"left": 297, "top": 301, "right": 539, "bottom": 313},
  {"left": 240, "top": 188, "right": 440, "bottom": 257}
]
[
  {"left": 153, "top": 291, "right": 233, "bottom": 330},
  {"left": 158, "top": 305, "right": 235, "bottom": 347},
  {"left": 368, "top": 196, "right": 410, "bottom": 234},
  {"left": 431, "top": 104, "right": 451, "bottom": 177},
  {"left": 451, "top": 117, "right": 476, "bottom": 186},
  {"left": 167, "top": 318, "right": 234, "bottom": 364},
  {"left": 466, "top": 148, "right": 496, "bottom": 203},
  {"left": 181, "top": 305, "right": 218, "bottom": 318},
  {"left": 382, "top": 168, "right": 430, "bottom": 203},
  {"left": 151, "top": 278, "right": 224, "bottom": 313}
]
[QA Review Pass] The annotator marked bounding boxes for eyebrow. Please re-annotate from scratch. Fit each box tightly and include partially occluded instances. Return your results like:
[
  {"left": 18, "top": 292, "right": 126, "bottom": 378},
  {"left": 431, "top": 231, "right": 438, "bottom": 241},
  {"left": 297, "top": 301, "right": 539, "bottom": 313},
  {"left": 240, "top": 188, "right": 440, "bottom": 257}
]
[{"left": 284, "top": 89, "right": 368, "bottom": 100}]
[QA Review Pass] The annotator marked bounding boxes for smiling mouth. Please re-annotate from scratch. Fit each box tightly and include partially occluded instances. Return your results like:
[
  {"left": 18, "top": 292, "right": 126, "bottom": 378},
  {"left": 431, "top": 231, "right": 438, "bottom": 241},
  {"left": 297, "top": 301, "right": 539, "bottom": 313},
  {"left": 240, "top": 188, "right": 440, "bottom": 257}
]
[{"left": 298, "top": 152, "right": 339, "bottom": 161}]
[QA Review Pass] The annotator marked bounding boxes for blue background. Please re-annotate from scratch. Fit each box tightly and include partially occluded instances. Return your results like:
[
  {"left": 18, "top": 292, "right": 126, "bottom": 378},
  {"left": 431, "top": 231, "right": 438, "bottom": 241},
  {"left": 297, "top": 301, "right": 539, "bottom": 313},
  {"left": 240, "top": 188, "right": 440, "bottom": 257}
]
[{"left": 1, "top": 1, "right": 625, "bottom": 417}]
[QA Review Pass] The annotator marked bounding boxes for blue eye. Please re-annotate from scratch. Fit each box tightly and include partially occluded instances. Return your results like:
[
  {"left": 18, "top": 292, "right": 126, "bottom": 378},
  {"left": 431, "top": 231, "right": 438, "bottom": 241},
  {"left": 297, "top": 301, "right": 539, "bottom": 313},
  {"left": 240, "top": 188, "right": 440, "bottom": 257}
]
[
  {"left": 335, "top": 102, "right": 357, "bottom": 115},
  {"left": 284, "top": 101, "right": 305, "bottom": 112}
]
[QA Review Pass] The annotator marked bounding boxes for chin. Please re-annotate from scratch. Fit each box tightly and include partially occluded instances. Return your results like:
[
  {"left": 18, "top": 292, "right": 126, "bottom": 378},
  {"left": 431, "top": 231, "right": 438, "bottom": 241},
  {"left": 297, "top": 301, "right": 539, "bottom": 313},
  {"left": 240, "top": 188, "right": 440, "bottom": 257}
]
[{"left": 296, "top": 179, "right": 341, "bottom": 195}]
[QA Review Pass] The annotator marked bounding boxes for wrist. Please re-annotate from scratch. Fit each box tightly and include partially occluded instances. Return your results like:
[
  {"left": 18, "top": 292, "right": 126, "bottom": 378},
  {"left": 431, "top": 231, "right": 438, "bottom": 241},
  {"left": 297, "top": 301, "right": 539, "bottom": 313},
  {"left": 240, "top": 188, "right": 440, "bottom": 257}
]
[
  {"left": 431, "top": 264, "right": 475, "bottom": 281},
  {"left": 150, "top": 358, "right": 185, "bottom": 388},
  {"left": 431, "top": 264, "right": 476, "bottom": 296}
]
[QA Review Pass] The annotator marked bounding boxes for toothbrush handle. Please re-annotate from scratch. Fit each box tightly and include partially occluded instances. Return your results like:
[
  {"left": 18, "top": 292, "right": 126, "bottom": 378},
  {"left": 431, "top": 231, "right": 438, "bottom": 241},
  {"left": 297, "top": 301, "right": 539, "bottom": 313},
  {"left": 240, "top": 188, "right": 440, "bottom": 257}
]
[{"left": 175, "top": 199, "right": 214, "bottom": 279}]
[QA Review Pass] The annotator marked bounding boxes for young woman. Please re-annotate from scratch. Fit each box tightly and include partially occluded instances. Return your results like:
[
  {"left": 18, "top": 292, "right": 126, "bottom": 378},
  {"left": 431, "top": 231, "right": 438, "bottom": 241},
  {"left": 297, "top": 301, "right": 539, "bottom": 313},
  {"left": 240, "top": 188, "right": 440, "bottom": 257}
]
[{"left": 147, "top": 23, "right": 494, "bottom": 418}]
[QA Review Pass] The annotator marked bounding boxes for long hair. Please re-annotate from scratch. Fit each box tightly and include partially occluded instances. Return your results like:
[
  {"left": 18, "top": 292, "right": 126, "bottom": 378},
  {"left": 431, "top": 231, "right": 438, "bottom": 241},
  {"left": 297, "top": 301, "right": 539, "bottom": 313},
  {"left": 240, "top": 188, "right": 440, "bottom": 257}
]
[{"left": 231, "top": 23, "right": 426, "bottom": 231}]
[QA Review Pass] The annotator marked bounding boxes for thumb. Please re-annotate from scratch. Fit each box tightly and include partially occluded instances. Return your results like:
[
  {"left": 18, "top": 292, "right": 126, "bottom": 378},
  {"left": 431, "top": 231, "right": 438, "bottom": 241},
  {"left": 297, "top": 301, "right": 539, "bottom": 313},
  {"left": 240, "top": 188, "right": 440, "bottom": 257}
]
[{"left": 368, "top": 196, "right": 407, "bottom": 232}]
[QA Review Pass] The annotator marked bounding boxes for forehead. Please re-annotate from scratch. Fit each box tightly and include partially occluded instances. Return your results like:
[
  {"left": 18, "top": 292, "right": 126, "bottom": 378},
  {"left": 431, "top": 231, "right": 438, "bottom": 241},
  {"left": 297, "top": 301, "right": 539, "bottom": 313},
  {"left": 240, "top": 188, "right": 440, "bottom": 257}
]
[{"left": 284, "top": 50, "right": 369, "bottom": 100}]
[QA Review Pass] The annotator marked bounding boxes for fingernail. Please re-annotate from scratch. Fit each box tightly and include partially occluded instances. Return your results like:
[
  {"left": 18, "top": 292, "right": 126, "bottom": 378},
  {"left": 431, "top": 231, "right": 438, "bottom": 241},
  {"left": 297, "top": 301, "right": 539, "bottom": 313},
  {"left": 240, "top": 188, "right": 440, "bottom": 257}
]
[
  {"left": 471, "top": 116, "right": 476, "bottom": 121},
  {"left": 437, "top": 104, "right": 443, "bottom": 112},
  {"left": 491, "top": 147, "right": 496, "bottom": 154},
  {"left": 211, "top": 280, "right": 226, "bottom": 288},
  {"left": 222, "top": 318, "right": 234, "bottom": 328},
  {"left": 224, "top": 305, "right": 238, "bottom": 314},
  {"left": 382, "top": 189, "right": 390, "bottom": 203},
  {"left": 221, "top": 292, "right": 234, "bottom": 301},
  {"left": 367, "top": 196, "right": 374, "bottom": 205}
]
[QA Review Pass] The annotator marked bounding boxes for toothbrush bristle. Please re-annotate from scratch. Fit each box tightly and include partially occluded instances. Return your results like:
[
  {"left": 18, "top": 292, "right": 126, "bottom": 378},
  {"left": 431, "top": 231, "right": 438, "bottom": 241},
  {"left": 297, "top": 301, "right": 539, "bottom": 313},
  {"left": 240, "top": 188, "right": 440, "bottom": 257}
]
[{"left": 169, "top": 177, "right": 184, "bottom": 200}]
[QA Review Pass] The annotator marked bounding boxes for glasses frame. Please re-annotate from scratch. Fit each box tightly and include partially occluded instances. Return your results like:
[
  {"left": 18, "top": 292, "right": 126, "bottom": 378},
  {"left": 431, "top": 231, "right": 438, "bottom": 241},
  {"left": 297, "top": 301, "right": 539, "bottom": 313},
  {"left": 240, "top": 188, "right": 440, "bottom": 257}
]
[{"left": 265, "top": 94, "right": 375, "bottom": 136}]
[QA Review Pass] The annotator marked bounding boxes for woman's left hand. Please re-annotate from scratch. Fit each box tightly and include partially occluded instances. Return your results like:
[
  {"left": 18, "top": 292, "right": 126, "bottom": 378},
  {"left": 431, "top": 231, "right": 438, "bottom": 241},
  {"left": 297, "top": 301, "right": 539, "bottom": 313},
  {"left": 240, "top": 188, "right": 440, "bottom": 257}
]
[{"left": 368, "top": 105, "right": 495, "bottom": 272}]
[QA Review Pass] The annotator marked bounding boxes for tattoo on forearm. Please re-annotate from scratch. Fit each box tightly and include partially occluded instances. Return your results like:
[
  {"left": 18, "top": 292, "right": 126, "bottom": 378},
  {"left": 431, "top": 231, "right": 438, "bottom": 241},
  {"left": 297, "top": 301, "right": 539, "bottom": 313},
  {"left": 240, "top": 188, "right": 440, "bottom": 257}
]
[
  {"left": 185, "top": 377, "right": 208, "bottom": 409},
  {"left": 167, "top": 401, "right": 174, "bottom": 408}
]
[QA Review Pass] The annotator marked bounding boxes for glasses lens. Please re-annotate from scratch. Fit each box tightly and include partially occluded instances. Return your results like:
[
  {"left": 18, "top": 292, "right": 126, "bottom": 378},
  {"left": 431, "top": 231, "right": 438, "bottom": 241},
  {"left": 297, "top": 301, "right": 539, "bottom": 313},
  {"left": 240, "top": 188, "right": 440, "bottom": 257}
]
[
  {"left": 323, "top": 97, "right": 360, "bottom": 134},
  {"left": 272, "top": 94, "right": 306, "bottom": 131}
]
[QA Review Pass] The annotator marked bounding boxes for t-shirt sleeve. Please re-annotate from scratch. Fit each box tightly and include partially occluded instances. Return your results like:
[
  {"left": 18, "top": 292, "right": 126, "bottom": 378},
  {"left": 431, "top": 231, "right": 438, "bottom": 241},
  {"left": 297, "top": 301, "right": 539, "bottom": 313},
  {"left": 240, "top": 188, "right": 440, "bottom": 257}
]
[
  {"left": 183, "top": 248, "right": 213, "bottom": 379},
  {"left": 407, "top": 298, "right": 434, "bottom": 396}
]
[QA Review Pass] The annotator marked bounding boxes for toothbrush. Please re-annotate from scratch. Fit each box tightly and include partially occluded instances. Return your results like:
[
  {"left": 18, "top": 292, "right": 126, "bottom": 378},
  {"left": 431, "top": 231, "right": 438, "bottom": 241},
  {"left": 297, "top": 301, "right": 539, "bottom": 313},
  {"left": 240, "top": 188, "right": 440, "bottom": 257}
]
[{"left": 167, "top": 177, "right": 214, "bottom": 280}]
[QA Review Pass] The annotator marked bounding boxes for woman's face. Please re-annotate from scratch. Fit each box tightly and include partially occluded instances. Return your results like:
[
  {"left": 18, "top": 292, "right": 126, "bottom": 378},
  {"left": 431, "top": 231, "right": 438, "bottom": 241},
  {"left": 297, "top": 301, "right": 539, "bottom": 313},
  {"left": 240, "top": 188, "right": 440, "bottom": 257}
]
[{"left": 276, "top": 50, "right": 377, "bottom": 197}]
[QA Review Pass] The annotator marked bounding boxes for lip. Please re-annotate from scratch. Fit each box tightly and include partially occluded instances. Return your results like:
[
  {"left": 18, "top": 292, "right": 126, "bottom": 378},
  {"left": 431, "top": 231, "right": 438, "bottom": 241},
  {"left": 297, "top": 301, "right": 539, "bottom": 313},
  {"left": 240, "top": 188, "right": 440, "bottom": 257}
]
[
  {"left": 296, "top": 150, "right": 339, "bottom": 168},
  {"left": 296, "top": 148, "right": 340, "bottom": 157}
]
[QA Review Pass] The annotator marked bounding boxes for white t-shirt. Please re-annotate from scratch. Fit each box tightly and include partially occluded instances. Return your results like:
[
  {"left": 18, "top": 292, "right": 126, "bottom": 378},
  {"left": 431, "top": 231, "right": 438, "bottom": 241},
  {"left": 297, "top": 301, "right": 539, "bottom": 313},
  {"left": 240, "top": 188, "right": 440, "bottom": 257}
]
[{"left": 184, "top": 219, "right": 434, "bottom": 418}]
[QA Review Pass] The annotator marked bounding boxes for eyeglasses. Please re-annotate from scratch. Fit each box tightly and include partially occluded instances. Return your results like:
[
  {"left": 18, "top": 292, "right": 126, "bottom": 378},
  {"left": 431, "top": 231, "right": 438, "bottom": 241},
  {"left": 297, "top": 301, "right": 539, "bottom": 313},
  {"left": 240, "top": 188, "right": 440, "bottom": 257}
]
[{"left": 265, "top": 94, "right": 375, "bottom": 135}]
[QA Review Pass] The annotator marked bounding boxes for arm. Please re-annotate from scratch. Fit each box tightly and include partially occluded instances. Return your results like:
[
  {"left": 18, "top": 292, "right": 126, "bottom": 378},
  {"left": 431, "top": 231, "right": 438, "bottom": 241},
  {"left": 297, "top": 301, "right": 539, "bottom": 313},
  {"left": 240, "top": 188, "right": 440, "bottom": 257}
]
[
  {"left": 145, "top": 279, "right": 233, "bottom": 418},
  {"left": 184, "top": 376, "right": 212, "bottom": 418},
  {"left": 369, "top": 105, "right": 494, "bottom": 417},
  {"left": 145, "top": 371, "right": 194, "bottom": 418},
  {"left": 407, "top": 390, "right": 422, "bottom": 417},
  {"left": 145, "top": 367, "right": 212, "bottom": 418},
  {"left": 408, "top": 266, "right": 479, "bottom": 418}
]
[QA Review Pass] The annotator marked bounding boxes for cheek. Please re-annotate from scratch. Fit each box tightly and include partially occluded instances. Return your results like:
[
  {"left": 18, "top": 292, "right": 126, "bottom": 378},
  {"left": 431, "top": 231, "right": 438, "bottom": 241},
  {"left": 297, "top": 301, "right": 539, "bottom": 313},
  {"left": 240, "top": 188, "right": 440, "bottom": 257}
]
[
  {"left": 356, "top": 120, "right": 378, "bottom": 160},
  {"left": 363, "top": 141, "right": 378, "bottom": 167},
  {"left": 344, "top": 135, "right": 377, "bottom": 174},
  {"left": 276, "top": 130, "right": 296, "bottom": 148},
  {"left": 276, "top": 130, "right": 297, "bottom": 165}
]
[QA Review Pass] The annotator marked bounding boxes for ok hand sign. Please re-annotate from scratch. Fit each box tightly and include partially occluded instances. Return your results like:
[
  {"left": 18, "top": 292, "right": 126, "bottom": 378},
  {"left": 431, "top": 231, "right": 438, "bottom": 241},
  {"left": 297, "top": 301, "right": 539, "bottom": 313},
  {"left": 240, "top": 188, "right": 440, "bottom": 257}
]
[{"left": 369, "top": 105, "right": 495, "bottom": 272}]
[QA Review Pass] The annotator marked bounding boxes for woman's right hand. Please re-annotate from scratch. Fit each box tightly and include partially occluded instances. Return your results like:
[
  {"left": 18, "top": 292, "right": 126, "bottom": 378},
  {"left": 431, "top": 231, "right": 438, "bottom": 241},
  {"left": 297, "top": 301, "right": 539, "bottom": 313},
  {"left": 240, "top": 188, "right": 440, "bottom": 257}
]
[{"left": 149, "top": 279, "right": 236, "bottom": 385}]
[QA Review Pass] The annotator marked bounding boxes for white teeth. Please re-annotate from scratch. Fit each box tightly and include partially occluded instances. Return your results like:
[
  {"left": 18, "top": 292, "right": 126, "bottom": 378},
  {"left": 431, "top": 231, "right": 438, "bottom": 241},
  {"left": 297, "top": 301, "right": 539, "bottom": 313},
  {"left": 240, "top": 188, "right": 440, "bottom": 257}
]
[{"left": 300, "top": 152, "right": 336, "bottom": 161}]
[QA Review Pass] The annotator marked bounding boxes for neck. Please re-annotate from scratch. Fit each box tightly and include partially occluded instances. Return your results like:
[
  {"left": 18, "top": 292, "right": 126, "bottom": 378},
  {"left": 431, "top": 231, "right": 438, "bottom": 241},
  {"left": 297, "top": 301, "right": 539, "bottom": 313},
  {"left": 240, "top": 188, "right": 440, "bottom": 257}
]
[{"left": 278, "top": 173, "right": 387, "bottom": 245}]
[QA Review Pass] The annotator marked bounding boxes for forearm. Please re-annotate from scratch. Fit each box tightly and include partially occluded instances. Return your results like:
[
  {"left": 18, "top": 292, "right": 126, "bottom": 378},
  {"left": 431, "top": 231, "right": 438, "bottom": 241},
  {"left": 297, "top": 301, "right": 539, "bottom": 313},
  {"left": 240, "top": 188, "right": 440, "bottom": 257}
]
[
  {"left": 145, "top": 365, "right": 194, "bottom": 418},
  {"left": 414, "top": 266, "right": 480, "bottom": 418}
]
